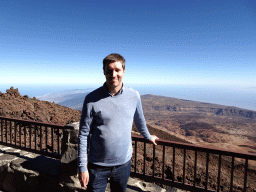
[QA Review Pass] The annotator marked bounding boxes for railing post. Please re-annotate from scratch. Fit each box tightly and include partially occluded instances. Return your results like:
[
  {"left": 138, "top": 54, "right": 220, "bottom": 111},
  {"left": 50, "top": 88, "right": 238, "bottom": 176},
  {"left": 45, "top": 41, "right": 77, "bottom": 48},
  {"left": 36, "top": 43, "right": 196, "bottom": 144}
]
[
  {"left": 173, "top": 147, "right": 175, "bottom": 182},
  {"left": 10, "top": 120, "right": 12, "bottom": 144},
  {"left": 183, "top": 148, "right": 186, "bottom": 184},
  {"left": 29, "top": 123, "right": 32, "bottom": 149},
  {"left": 134, "top": 140, "right": 137, "bottom": 173},
  {"left": 24, "top": 122, "right": 27, "bottom": 148},
  {"left": 40, "top": 125, "right": 42, "bottom": 151},
  {"left": 57, "top": 127, "right": 60, "bottom": 155},
  {"left": 0, "top": 118, "right": 2, "bottom": 142},
  {"left": 230, "top": 156, "right": 234, "bottom": 192},
  {"left": 35, "top": 124, "right": 37, "bottom": 150},
  {"left": 14, "top": 121, "right": 17, "bottom": 145},
  {"left": 205, "top": 152, "right": 209, "bottom": 190},
  {"left": 162, "top": 145, "right": 165, "bottom": 180},
  {"left": 244, "top": 159, "right": 248, "bottom": 192},
  {"left": 217, "top": 154, "right": 221, "bottom": 192},
  {"left": 153, "top": 144, "right": 155, "bottom": 177},
  {"left": 19, "top": 121, "right": 21, "bottom": 146},
  {"left": 5, "top": 119, "right": 7, "bottom": 143},
  {"left": 144, "top": 142, "right": 146, "bottom": 175},
  {"left": 51, "top": 125, "right": 53, "bottom": 153},
  {"left": 194, "top": 150, "right": 197, "bottom": 187},
  {"left": 46, "top": 126, "right": 48, "bottom": 153}
]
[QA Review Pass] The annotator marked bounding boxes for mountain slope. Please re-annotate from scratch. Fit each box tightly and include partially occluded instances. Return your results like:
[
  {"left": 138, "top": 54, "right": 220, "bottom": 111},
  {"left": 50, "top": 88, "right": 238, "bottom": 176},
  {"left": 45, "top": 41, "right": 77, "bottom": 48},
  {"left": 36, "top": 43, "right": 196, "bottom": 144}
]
[
  {"left": 141, "top": 94, "right": 256, "bottom": 119},
  {"left": 0, "top": 87, "right": 81, "bottom": 125},
  {"left": 37, "top": 89, "right": 92, "bottom": 103},
  {"left": 141, "top": 94, "right": 256, "bottom": 154},
  {"left": 57, "top": 93, "right": 88, "bottom": 110}
]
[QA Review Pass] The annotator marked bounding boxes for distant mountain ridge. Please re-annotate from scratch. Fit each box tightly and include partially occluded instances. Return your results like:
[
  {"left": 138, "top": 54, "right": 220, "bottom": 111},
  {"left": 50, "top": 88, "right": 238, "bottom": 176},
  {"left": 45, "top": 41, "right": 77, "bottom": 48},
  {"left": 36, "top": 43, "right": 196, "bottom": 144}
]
[
  {"left": 37, "top": 88, "right": 92, "bottom": 103},
  {"left": 139, "top": 94, "right": 256, "bottom": 155},
  {"left": 58, "top": 93, "right": 88, "bottom": 110},
  {"left": 141, "top": 94, "right": 256, "bottom": 120},
  {"left": 38, "top": 90, "right": 256, "bottom": 120},
  {"left": 37, "top": 89, "right": 92, "bottom": 110}
]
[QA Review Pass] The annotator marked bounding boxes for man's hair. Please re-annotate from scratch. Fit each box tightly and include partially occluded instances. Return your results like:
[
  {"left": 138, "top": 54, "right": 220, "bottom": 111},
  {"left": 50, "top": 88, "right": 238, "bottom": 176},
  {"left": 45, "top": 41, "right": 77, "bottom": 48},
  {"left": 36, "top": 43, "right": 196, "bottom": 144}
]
[{"left": 103, "top": 53, "right": 126, "bottom": 72}]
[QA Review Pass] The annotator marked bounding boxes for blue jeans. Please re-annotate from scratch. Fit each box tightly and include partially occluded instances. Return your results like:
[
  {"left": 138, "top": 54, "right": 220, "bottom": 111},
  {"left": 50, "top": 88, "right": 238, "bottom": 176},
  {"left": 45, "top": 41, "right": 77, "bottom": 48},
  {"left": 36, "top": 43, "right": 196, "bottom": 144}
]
[{"left": 87, "top": 159, "right": 131, "bottom": 192}]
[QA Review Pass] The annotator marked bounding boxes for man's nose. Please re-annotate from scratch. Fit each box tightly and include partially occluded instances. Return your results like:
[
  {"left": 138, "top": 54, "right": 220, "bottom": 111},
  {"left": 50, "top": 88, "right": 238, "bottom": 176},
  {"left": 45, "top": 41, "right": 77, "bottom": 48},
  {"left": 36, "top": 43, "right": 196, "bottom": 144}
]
[{"left": 112, "top": 71, "right": 117, "bottom": 77}]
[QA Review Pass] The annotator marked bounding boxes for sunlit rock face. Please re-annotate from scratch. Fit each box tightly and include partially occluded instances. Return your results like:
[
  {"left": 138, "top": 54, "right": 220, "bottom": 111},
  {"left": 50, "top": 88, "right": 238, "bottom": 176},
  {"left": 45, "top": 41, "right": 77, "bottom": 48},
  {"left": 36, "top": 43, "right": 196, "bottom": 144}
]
[{"left": 0, "top": 87, "right": 81, "bottom": 125}]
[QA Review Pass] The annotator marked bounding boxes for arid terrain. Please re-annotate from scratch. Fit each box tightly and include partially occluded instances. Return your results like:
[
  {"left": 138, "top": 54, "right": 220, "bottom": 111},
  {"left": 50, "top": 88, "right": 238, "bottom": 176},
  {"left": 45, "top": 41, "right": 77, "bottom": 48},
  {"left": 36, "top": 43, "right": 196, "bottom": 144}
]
[
  {"left": 1, "top": 87, "right": 256, "bottom": 191},
  {"left": 140, "top": 94, "right": 256, "bottom": 155},
  {"left": 0, "top": 87, "right": 81, "bottom": 125}
]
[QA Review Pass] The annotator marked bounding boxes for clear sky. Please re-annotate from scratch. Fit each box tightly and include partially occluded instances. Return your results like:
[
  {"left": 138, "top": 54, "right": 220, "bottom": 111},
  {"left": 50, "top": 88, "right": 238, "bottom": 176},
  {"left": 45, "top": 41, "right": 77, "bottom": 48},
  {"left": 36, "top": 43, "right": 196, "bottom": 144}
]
[{"left": 0, "top": 0, "right": 255, "bottom": 87}]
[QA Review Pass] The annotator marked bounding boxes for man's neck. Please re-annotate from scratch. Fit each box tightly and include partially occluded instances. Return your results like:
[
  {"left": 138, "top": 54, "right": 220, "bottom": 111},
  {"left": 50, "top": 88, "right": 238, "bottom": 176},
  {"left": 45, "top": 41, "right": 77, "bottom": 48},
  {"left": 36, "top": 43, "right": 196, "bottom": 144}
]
[{"left": 106, "top": 83, "right": 123, "bottom": 96}]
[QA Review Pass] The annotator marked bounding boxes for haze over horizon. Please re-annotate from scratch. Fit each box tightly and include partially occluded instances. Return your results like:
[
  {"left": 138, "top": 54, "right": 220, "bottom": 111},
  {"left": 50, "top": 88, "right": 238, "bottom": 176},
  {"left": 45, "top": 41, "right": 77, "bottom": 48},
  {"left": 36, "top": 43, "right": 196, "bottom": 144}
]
[{"left": 0, "top": 0, "right": 255, "bottom": 110}]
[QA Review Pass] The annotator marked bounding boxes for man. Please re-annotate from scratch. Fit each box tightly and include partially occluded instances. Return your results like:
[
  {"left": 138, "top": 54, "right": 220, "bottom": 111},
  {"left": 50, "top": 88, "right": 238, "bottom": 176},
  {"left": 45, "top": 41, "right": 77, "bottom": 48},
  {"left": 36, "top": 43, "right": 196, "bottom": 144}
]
[{"left": 78, "top": 53, "right": 159, "bottom": 192}]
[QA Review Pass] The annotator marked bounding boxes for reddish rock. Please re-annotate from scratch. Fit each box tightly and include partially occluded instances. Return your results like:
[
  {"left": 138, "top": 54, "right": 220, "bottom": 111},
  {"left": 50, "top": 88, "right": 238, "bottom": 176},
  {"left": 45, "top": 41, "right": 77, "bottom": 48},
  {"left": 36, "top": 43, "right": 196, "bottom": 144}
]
[{"left": 0, "top": 87, "right": 81, "bottom": 125}]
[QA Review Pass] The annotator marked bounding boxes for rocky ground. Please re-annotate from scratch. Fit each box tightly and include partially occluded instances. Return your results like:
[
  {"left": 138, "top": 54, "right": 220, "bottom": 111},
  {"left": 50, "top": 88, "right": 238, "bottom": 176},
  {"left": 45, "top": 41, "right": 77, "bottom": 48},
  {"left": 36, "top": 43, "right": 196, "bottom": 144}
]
[{"left": 0, "top": 87, "right": 81, "bottom": 125}]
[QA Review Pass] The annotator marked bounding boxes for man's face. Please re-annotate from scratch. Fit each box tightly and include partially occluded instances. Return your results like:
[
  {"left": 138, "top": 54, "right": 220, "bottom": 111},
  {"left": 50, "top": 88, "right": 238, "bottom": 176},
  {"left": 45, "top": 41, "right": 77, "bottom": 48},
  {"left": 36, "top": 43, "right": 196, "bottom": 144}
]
[{"left": 104, "top": 61, "right": 125, "bottom": 90}]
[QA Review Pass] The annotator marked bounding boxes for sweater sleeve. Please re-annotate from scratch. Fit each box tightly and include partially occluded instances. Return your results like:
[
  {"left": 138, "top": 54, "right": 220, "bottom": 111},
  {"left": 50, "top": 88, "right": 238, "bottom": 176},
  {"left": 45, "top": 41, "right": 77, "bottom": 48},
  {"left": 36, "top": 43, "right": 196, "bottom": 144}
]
[
  {"left": 133, "top": 93, "right": 152, "bottom": 140},
  {"left": 77, "top": 96, "right": 93, "bottom": 172}
]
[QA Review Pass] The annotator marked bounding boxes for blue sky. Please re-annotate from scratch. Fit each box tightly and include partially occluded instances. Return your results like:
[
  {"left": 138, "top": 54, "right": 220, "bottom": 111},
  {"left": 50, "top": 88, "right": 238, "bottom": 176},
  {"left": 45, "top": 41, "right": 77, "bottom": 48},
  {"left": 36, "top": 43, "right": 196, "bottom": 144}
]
[{"left": 0, "top": 0, "right": 255, "bottom": 87}]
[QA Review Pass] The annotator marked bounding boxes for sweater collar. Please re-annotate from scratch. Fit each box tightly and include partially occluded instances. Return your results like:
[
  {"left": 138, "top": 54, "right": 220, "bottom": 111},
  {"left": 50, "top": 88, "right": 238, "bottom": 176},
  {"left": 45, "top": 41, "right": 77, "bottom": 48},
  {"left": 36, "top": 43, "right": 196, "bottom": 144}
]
[{"left": 103, "top": 82, "right": 124, "bottom": 96}]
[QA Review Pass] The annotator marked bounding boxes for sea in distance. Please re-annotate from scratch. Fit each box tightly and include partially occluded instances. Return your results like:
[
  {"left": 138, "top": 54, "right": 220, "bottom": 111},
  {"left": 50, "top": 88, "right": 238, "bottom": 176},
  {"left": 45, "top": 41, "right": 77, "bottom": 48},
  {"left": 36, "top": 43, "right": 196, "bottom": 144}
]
[{"left": 0, "top": 83, "right": 256, "bottom": 111}]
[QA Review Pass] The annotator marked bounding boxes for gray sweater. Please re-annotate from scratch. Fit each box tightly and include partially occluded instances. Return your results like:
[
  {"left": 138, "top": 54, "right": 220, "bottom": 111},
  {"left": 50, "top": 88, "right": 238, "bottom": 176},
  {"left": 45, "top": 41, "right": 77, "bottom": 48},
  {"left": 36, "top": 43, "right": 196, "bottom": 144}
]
[{"left": 78, "top": 84, "right": 151, "bottom": 172}]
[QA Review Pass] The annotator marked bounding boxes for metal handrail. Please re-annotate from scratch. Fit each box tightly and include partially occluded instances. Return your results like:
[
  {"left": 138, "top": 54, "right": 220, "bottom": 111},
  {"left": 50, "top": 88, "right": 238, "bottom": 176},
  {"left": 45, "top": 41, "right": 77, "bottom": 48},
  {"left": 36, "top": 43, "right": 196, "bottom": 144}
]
[
  {"left": 0, "top": 116, "right": 73, "bottom": 159},
  {"left": 131, "top": 135, "right": 256, "bottom": 192},
  {"left": 1, "top": 116, "right": 256, "bottom": 191}
]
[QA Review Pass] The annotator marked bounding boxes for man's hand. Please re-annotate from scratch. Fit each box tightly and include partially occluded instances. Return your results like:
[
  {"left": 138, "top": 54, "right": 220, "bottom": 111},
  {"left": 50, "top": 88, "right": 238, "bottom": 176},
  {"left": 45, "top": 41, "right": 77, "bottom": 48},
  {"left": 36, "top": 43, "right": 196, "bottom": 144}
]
[
  {"left": 79, "top": 170, "right": 89, "bottom": 188},
  {"left": 150, "top": 135, "right": 159, "bottom": 145}
]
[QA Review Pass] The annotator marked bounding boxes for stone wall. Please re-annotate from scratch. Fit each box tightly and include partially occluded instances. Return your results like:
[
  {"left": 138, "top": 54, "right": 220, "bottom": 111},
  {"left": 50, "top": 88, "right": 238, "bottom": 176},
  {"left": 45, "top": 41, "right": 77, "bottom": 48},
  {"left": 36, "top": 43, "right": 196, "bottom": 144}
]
[{"left": 59, "top": 122, "right": 84, "bottom": 191}]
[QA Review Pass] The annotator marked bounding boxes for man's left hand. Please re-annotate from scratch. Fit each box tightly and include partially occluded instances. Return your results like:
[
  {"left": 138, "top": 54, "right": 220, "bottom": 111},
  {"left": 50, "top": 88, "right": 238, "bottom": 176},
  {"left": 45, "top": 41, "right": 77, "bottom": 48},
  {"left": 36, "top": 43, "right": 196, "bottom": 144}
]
[{"left": 149, "top": 135, "right": 159, "bottom": 145}]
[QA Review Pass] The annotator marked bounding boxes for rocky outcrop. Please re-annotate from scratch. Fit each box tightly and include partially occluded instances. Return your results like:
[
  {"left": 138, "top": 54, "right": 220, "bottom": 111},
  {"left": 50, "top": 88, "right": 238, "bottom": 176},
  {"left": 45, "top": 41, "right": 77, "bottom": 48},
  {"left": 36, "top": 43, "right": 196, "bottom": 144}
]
[
  {"left": 213, "top": 107, "right": 256, "bottom": 119},
  {"left": 0, "top": 87, "right": 81, "bottom": 125}
]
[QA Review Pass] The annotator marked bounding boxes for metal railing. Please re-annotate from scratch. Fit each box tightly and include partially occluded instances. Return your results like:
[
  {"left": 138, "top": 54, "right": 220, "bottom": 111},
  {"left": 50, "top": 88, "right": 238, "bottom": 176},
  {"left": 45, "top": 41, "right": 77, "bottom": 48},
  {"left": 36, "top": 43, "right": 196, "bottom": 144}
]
[
  {"left": 0, "top": 116, "right": 72, "bottom": 159},
  {"left": 1, "top": 116, "right": 256, "bottom": 191},
  {"left": 131, "top": 135, "right": 256, "bottom": 192}
]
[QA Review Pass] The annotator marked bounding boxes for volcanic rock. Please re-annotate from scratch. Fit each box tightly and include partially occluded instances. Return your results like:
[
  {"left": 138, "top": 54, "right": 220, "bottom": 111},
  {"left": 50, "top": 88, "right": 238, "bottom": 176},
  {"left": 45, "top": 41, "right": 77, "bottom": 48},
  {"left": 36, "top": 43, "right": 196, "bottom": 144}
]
[{"left": 0, "top": 87, "right": 81, "bottom": 125}]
